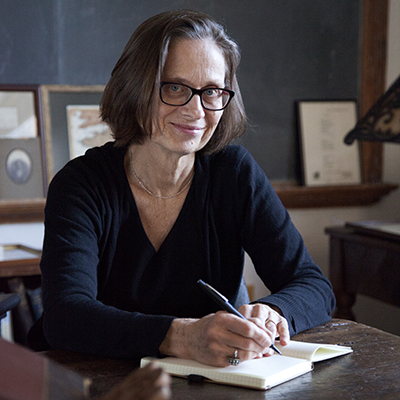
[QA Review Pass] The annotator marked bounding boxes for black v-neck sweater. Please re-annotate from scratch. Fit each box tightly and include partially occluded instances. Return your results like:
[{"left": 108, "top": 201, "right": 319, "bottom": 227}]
[{"left": 39, "top": 143, "right": 335, "bottom": 358}]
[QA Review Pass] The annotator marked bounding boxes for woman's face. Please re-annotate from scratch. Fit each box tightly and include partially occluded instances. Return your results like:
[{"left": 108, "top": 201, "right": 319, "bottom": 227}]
[{"left": 151, "top": 38, "right": 226, "bottom": 157}]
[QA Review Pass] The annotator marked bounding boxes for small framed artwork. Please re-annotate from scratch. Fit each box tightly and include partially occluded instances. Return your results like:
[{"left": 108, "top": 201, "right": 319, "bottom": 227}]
[
  {"left": 0, "top": 85, "right": 47, "bottom": 200},
  {"left": 297, "top": 100, "right": 361, "bottom": 187},
  {"left": 41, "top": 85, "right": 113, "bottom": 181}
]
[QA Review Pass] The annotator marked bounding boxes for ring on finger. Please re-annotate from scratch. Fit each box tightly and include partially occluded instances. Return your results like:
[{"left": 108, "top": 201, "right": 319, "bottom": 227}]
[
  {"left": 265, "top": 318, "right": 277, "bottom": 328},
  {"left": 228, "top": 349, "right": 241, "bottom": 366}
]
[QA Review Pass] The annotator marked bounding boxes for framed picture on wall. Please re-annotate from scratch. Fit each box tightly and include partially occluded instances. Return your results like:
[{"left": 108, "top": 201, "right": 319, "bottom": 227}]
[
  {"left": 0, "top": 85, "right": 47, "bottom": 200},
  {"left": 41, "top": 85, "right": 113, "bottom": 182},
  {"left": 297, "top": 100, "right": 361, "bottom": 187}
]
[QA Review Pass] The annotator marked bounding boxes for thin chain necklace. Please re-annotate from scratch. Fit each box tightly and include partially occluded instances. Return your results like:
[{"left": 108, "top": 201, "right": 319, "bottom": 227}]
[{"left": 129, "top": 152, "right": 194, "bottom": 200}]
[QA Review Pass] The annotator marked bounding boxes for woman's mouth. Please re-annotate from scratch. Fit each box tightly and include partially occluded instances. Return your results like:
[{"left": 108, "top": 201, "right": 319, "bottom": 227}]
[{"left": 173, "top": 123, "right": 205, "bottom": 136}]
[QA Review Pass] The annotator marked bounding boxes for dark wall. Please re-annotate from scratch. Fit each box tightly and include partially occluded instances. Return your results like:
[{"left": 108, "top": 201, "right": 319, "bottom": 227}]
[{"left": 0, "top": 0, "right": 361, "bottom": 181}]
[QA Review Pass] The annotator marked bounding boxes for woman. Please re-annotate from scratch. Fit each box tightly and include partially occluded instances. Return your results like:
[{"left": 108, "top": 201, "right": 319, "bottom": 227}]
[{"left": 31, "top": 10, "right": 335, "bottom": 367}]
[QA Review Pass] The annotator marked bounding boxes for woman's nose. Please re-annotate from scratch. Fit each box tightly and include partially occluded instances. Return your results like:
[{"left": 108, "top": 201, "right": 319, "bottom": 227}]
[{"left": 181, "top": 94, "right": 205, "bottom": 118}]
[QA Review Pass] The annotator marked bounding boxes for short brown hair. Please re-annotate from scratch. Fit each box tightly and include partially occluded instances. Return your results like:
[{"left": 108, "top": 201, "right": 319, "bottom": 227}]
[{"left": 100, "top": 9, "right": 247, "bottom": 154}]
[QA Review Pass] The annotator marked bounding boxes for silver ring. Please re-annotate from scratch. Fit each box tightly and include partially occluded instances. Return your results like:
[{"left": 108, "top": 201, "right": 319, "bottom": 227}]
[
  {"left": 265, "top": 318, "right": 277, "bottom": 328},
  {"left": 228, "top": 349, "right": 240, "bottom": 366}
]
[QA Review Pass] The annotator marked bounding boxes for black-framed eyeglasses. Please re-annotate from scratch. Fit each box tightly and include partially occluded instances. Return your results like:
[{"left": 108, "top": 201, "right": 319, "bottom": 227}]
[{"left": 160, "top": 82, "right": 235, "bottom": 111}]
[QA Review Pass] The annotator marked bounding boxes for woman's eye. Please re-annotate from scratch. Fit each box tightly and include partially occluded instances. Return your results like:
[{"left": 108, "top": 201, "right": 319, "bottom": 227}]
[
  {"left": 205, "top": 89, "right": 218, "bottom": 97},
  {"left": 170, "top": 85, "right": 181, "bottom": 92}
]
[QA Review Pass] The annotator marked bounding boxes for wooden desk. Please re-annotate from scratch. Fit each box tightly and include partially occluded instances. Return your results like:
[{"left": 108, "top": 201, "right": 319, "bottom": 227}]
[
  {"left": 325, "top": 226, "right": 400, "bottom": 320},
  {"left": 0, "top": 244, "right": 41, "bottom": 278},
  {"left": 45, "top": 319, "right": 400, "bottom": 399}
]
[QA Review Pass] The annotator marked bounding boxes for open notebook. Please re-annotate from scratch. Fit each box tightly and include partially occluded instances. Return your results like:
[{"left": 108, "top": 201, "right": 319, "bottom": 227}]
[{"left": 140, "top": 340, "right": 352, "bottom": 390}]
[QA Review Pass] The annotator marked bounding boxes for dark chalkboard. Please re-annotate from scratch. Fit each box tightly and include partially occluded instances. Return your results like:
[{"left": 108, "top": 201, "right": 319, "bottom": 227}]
[{"left": 0, "top": 0, "right": 361, "bottom": 181}]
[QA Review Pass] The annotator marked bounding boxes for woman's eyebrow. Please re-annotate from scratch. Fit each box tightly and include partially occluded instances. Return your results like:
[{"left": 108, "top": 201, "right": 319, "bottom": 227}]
[
  {"left": 161, "top": 76, "right": 225, "bottom": 88},
  {"left": 161, "top": 75, "right": 226, "bottom": 89}
]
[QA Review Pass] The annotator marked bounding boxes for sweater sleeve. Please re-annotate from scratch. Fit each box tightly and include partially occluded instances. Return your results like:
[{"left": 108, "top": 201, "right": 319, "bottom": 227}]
[
  {"left": 40, "top": 150, "right": 175, "bottom": 358},
  {"left": 234, "top": 149, "right": 335, "bottom": 336}
]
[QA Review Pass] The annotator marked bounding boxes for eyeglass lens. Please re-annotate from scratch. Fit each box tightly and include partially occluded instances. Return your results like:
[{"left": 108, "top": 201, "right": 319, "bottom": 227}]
[{"left": 161, "top": 83, "right": 231, "bottom": 110}]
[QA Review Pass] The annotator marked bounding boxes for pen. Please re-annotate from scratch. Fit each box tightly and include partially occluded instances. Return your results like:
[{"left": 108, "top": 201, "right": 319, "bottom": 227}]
[{"left": 197, "top": 279, "right": 282, "bottom": 355}]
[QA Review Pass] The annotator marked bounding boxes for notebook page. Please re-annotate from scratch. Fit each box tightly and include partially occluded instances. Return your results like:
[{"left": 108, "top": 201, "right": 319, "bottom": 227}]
[
  {"left": 206, "top": 356, "right": 311, "bottom": 389},
  {"left": 307, "top": 344, "right": 353, "bottom": 362},
  {"left": 276, "top": 341, "right": 352, "bottom": 361}
]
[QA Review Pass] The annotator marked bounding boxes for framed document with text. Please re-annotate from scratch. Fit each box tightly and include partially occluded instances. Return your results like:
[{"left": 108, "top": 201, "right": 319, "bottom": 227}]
[{"left": 297, "top": 100, "right": 361, "bottom": 187}]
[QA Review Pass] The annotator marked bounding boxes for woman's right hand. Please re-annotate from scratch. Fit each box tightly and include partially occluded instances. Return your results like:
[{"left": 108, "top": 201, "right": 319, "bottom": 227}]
[{"left": 159, "top": 312, "right": 275, "bottom": 367}]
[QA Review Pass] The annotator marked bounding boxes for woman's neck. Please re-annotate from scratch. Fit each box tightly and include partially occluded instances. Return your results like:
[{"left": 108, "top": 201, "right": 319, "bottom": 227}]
[{"left": 125, "top": 142, "right": 195, "bottom": 198}]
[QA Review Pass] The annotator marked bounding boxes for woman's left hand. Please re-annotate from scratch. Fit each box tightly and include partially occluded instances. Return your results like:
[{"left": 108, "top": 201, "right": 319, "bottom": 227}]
[
  {"left": 238, "top": 303, "right": 290, "bottom": 356},
  {"left": 98, "top": 362, "right": 171, "bottom": 400}
]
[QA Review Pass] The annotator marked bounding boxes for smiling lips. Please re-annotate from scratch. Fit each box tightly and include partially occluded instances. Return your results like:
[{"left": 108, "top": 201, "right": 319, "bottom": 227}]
[{"left": 173, "top": 123, "right": 206, "bottom": 135}]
